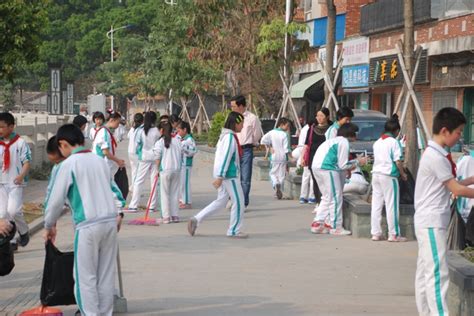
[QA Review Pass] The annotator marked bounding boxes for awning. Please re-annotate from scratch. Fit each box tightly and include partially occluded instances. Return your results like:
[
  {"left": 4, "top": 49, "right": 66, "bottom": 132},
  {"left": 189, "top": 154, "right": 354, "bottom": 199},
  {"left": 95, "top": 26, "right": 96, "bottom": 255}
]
[{"left": 290, "top": 72, "right": 324, "bottom": 99}]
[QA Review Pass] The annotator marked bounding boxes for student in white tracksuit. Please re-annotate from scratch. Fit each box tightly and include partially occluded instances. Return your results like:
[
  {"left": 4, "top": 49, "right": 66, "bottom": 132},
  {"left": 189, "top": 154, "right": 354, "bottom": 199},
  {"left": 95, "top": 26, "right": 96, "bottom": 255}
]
[
  {"left": 127, "top": 113, "right": 144, "bottom": 192},
  {"left": 343, "top": 165, "right": 369, "bottom": 195},
  {"left": 456, "top": 151, "right": 474, "bottom": 222},
  {"left": 310, "top": 123, "right": 366, "bottom": 236},
  {"left": 414, "top": 108, "right": 474, "bottom": 316},
  {"left": 261, "top": 118, "right": 291, "bottom": 200},
  {"left": 370, "top": 115, "right": 408, "bottom": 242},
  {"left": 297, "top": 122, "right": 315, "bottom": 204},
  {"left": 324, "top": 106, "right": 354, "bottom": 140},
  {"left": 91, "top": 112, "right": 126, "bottom": 178},
  {"left": 126, "top": 112, "right": 160, "bottom": 212},
  {"left": 0, "top": 113, "right": 31, "bottom": 247},
  {"left": 44, "top": 124, "right": 125, "bottom": 316},
  {"left": 89, "top": 111, "right": 105, "bottom": 141},
  {"left": 188, "top": 112, "right": 247, "bottom": 238},
  {"left": 176, "top": 121, "right": 197, "bottom": 208},
  {"left": 154, "top": 122, "right": 182, "bottom": 223}
]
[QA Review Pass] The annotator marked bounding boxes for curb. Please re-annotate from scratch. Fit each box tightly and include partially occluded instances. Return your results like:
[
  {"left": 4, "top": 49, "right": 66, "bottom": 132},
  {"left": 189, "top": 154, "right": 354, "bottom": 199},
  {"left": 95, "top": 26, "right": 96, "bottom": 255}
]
[{"left": 27, "top": 208, "right": 69, "bottom": 237}]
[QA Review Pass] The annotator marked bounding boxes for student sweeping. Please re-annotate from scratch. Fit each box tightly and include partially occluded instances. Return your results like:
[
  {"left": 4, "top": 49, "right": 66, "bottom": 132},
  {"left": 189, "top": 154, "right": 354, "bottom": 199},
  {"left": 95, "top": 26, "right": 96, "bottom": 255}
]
[
  {"left": 153, "top": 121, "right": 182, "bottom": 224},
  {"left": 370, "top": 115, "right": 408, "bottom": 242},
  {"left": 127, "top": 113, "right": 144, "bottom": 192},
  {"left": 43, "top": 124, "right": 125, "bottom": 316},
  {"left": 325, "top": 106, "right": 354, "bottom": 140},
  {"left": 261, "top": 117, "right": 292, "bottom": 200},
  {"left": 310, "top": 123, "right": 367, "bottom": 236},
  {"left": 298, "top": 119, "right": 316, "bottom": 204},
  {"left": 89, "top": 111, "right": 105, "bottom": 140},
  {"left": 0, "top": 112, "right": 31, "bottom": 250},
  {"left": 188, "top": 112, "right": 247, "bottom": 238},
  {"left": 126, "top": 111, "right": 160, "bottom": 212},
  {"left": 177, "top": 121, "right": 197, "bottom": 209},
  {"left": 414, "top": 108, "right": 474, "bottom": 316}
]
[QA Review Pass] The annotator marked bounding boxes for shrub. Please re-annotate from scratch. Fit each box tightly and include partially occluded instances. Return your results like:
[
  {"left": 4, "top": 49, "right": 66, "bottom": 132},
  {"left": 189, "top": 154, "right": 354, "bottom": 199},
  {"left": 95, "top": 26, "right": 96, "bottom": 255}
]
[
  {"left": 29, "top": 161, "right": 54, "bottom": 181},
  {"left": 207, "top": 110, "right": 230, "bottom": 147}
]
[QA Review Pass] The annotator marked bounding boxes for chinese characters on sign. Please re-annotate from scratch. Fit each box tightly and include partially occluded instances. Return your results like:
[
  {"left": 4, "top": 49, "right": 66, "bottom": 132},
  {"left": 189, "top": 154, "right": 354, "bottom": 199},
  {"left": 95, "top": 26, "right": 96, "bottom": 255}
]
[
  {"left": 342, "top": 37, "right": 369, "bottom": 66},
  {"left": 342, "top": 65, "right": 369, "bottom": 88}
]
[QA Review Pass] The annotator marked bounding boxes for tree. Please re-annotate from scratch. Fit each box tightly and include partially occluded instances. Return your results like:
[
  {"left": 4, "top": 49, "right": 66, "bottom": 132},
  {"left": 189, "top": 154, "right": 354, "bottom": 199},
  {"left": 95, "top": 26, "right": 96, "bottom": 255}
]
[{"left": 325, "top": 0, "right": 337, "bottom": 115}]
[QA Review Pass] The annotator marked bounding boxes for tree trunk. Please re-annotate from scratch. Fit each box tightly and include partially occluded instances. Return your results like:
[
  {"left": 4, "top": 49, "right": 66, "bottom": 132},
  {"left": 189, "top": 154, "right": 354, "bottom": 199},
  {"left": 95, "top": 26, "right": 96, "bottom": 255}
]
[
  {"left": 325, "top": 0, "right": 337, "bottom": 116},
  {"left": 404, "top": 0, "right": 418, "bottom": 178}
]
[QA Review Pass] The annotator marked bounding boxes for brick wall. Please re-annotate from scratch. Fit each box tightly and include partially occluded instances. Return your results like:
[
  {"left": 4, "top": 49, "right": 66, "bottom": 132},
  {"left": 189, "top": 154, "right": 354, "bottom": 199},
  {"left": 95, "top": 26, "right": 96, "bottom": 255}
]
[
  {"left": 320, "top": 0, "right": 347, "bottom": 16},
  {"left": 370, "top": 14, "right": 474, "bottom": 53},
  {"left": 345, "top": 0, "right": 372, "bottom": 37}
]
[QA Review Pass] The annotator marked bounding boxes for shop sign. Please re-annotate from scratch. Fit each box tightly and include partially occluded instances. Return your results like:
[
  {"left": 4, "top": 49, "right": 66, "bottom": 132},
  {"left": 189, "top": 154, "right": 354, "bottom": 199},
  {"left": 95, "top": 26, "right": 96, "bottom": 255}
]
[
  {"left": 342, "top": 65, "right": 369, "bottom": 88},
  {"left": 369, "top": 50, "right": 428, "bottom": 87},
  {"left": 342, "top": 37, "right": 369, "bottom": 66},
  {"left": 431, "top": 64, "right": 474, "bottom": 88},
  {"left": 318, "top": 47, "right": 338, "bottom": 69}
]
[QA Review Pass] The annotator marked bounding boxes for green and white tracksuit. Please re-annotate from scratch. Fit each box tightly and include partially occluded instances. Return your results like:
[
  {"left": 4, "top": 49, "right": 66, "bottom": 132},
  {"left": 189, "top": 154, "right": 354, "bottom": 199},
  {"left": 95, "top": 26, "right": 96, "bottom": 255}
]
[
  {"left": 194, "top": 128, "right": 245, "bottom": 236},
  {"left": 324, "top": 122, "right": 340, "bottom": 140},
  {"left": 311, "top": 136, "right": 355, "bottom": 229},
  {"left": 92, "top": 126, "right": 118, "bottom": 177},
  {"left": 414, "top": 141, "right": 454, "bottom": 316},
  {"left": 179, "top": 134, "right": 197, "bottom": 205},
  {"left": 0, "top": 133, "right": 31, "bottom": 235},
  {"left": 153, "top": 137, "right": 182, "bottom": 219},
  {"left": 261, "top": 128, "right": 291, "bottom": 191},
  {"left": 128, "top": 127, "right": 160, "bottom": 210},
  {"left": 44, "top": 148, "right": 125, "bottom": 316},
  {"left": 370, "top": 133, "right": 404, "bottom": 237},
  {"left": 127, "top": 125, "right": 143, "bottom": 191},
  {"left": 456, "top": 153, "right": 474, "bottom": 222}
]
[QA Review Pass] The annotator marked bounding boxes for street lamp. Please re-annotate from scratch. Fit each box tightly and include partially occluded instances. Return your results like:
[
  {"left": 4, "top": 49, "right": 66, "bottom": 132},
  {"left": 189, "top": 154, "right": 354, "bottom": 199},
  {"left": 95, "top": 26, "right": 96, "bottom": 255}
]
[{"left": 106, "top": 24, "right": 133, "bottom": 110}]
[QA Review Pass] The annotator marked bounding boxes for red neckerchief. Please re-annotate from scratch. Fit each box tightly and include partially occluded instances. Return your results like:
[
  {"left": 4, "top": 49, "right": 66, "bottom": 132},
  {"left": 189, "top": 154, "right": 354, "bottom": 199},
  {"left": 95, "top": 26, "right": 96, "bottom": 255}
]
[
  {"left": 446, "top": 152, "right": 457, "bottom": 178},
  {"left": 94, "top": 126, "right": 117, "bottom": 155},
  {"left": 0, "top": 134, "right": 20, "bottom": 172},
  {"left": 233, "top": 133, "right": 243, "bottom": 158},
  {"left": 380, "top": 133, "right": 394, "bottom": 140},
  {"left": 75, "top": 149, "right": 91, "bottom": 154}
]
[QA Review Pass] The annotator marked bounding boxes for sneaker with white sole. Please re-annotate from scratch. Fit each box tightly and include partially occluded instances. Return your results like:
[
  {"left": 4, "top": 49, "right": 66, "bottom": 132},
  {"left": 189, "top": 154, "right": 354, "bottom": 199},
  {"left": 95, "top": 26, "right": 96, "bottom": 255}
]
[
  {"left": 388, "top": 235, "right": 408, "bottom": 242},
  {"left": 329, "top": 228, "right": 352, "bottom": 236},
  {"left": 123, "top": 208, "right": 138, "bottom": 213},
  {"left": 162, "top": 217, "right": 171, "bottom": 224},
  {"left": 371, "top": 235, "right": 384, "bottom": 241},
  {"left": 187, "top": 217, "right": 198, "bottom": 236},
  {"left": 308, "top": 198, "right": 317, "bottom": 204},
  {"left": 310, "top": 221, "right": 330, "bottom": 234},
  {"left": 171, "top": 216, "right": 180, "bottom": 223},
  {"left": 227, "top": 232, "right": 249, "bottom": 239},
  {"left": 276, "top": 184, "right": 283, "bottom": 200},
  {"left": 299, "top": 198, "right": 308, "bottom": 204}
]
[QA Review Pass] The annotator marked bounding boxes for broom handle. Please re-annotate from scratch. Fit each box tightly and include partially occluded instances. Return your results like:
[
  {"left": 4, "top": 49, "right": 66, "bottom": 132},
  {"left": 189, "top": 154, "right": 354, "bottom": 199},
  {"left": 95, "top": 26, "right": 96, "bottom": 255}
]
[
  {"left": 117, "top": 246, "right": 124, "bottom": 297},
  {"left": 144, "top": 174, "right": 159, "bottom": 220}
]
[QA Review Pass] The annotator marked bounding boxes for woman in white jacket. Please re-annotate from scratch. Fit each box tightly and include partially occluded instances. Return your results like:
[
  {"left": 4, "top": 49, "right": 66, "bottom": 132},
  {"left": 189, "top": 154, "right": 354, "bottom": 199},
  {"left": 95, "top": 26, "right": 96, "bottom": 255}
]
[
  {"left": 187, "top": 112, "right": 247, "bottom": 238},
  {"left": 127, "top": 113, "right": 144, "bottom": 192}
]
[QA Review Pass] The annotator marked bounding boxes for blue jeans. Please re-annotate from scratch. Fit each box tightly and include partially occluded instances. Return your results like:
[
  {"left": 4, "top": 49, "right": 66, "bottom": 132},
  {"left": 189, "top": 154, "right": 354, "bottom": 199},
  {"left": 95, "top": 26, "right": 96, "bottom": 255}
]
[{"left": 240, "top": 147, "right": 254, "bottom": 207}]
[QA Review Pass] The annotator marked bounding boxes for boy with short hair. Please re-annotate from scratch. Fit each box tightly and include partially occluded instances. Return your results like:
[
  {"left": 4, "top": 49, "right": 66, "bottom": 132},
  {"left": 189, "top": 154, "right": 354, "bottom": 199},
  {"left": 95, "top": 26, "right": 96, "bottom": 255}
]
[
  {"left": 261, "top": 117, "right": 292, "bottom": 200},
  {"left": 311, "top": 123, "right": 367, "bottom": 235},
  {"left": 325, "top": 106, "right": 354, "bottom": 140},
  {"left": 0, "top": 112, "right": 31, "bottom": 249},
  {"left": 44, "top": 124, "right": 125, "bottom": 315},
  {"left": 414, "top": 107, "right": 474, "bottom": 315}
]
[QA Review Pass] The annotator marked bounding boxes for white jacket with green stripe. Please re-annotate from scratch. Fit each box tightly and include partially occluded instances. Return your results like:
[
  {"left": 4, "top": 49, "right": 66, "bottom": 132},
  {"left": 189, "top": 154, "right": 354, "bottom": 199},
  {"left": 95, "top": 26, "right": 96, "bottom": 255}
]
[
  {"left": 312, "top": 136, "right": 355, "bottom": 172},
  {"left": 180, "top": 134, "right": 197, "bottom": 167},
  {"left": 213, "top": 128, "right": 240, "bottom": 179},
  {"left": 44, "top": 148, "right": 125, "bottom": 230}
]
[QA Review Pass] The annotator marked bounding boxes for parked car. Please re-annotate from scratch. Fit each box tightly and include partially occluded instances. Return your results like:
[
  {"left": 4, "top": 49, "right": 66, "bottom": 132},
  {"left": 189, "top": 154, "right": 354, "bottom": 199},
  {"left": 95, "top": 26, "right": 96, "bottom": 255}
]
[{"left": 351, "top": 109, "right": 388, "bottom": 156}]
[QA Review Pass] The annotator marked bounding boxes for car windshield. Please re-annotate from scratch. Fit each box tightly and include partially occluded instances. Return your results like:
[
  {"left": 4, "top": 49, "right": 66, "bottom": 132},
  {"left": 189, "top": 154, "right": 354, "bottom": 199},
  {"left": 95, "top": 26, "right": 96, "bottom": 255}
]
[{"left": 352, "top": 120, "right": 386, "bottom": 141}]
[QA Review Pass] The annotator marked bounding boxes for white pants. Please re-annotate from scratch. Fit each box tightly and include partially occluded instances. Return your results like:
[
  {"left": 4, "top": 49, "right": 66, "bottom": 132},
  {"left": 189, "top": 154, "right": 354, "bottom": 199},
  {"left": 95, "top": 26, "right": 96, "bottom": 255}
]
[
  {"left": 128, "top": 153, "right": 139, "bottom": 191},
  {"left": 160, "top": 171, "right": 181, "bottom": 219},
  {"left": 270, "top": 162, "right": 287, "bottom": 188},
  {"left": 128, "top": 161, "right": 159, "bottom": 210},
  {"left": 194, "top": 178, "right": 244, "bottom": 236},
  {"left": 371, "top": 174, "right": 401, "bottom": 237},
  {"left": 74, "top": 221, "right": 117, "bottom": 316},
  {"left": 343, "top": 181, "right": 368, "bottom": 195},
  {"left": 313, "top": 169, "right": 345, "bottom": 229},
  {"left": 180, "top": 166, "right": 193, "bottom": 205},
  {"left": 0, "top": 184, "right": 28, "bottom": 234},
  {"left": 300, "top": 167, "right": 315, "bottom": 199},
  {"left": 415, "top": 227, "right": 449, "bottom": 316}
]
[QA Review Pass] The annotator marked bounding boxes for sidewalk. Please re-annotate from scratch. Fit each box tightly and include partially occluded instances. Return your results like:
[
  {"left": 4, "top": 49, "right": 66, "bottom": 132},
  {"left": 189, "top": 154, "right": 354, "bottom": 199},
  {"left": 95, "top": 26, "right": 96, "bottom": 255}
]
[{"left": 0, "top": 141, "right": 418, "bottom": 315}]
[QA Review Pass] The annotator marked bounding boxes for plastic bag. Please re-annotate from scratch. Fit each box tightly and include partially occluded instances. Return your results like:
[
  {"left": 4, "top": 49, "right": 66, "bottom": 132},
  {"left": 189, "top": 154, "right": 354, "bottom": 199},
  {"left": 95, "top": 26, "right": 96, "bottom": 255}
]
[
  {"left": 114, "top": 167, "right": 129, "bottom": 200},
  {"left": 465, "top": 206, "right": 474, "bottom": 247},
  {"left": 447, "top": 200, "right": 466, "bottom": 251},
  {"left": 399, "top": 169, "right": 415, "bottom": 205},
  {"left": 0, "top": 222, "right": 16, "bottom": 276},
  {"left": 40, "top": 241, "right": 76, "bottom": 306}
]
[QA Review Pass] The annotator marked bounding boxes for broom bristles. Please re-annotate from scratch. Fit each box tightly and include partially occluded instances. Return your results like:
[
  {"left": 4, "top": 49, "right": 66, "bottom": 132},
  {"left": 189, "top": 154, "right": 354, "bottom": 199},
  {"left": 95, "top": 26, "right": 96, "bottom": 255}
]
[{"left": 128, "top": 218, "right": 159, "bottom": 226}]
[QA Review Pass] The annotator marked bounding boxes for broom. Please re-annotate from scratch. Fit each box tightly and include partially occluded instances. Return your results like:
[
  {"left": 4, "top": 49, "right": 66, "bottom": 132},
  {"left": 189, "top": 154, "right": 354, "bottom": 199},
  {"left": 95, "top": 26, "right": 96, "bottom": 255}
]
[{"left": 128, "top": 175, "right": 159, "bottom": 225}]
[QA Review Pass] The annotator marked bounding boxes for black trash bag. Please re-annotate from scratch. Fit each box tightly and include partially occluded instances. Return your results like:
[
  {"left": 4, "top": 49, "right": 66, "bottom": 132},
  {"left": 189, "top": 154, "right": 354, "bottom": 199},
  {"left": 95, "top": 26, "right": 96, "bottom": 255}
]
[
  {"left": 399, "top": 169, "right": 415, "bottom": 205},
  {"left": 447, "top": 200, "right": 466, "bottom": 251},
  {"left": 114, "top": 167, "right": 129, "bottom": 200},
  {"left": 465, "top": 206, "right": 474, "bottom": 247},
  {"left": 0, "top": 222, "right": 16, "bottom": 276},
  {"left": 40, "top": 241, "right": 76, "bottom": 306}
]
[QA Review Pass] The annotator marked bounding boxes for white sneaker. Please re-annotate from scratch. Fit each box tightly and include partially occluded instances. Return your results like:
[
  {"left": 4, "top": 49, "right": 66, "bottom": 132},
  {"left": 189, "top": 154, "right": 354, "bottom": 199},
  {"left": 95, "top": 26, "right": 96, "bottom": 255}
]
[
  {"left": 371, "top": 235, "right": 384, "bottom": 241},
  {"left": 388, "top": 235, "right": 408, "bottom": 242},
  {"left": 329, "top": 228, "right": 352, "bottom": 236}
]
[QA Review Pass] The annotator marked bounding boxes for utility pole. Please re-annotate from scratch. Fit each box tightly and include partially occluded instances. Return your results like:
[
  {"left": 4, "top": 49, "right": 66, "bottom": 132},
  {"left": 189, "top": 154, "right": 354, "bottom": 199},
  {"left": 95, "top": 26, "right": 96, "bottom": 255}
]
[
  {"left": 325, "top": 0, "right": 336, "bottom": 115},
  {"left": 403, "top": 0, "right": 418, "bottom": 178},
  {"left": 283, "top": 0, "right": 293, "bottom": 93}
]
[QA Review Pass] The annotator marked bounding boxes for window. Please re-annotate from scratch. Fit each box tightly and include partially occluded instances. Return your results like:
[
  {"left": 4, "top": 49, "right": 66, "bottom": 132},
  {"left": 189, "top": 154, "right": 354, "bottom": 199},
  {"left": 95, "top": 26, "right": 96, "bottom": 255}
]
[{"left": 432, "top": 90, "right": 457, "bottom": 113}]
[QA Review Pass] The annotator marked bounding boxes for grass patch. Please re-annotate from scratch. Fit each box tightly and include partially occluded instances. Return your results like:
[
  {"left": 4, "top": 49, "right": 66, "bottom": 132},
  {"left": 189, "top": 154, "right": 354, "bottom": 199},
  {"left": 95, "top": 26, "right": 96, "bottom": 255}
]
[
  {"left": 23, "top": 202, "right": 43, "bottom": 224},
  {"left": 29, "top": 162, "right": 54, "bottom": 181},
  {"left": 463, "top": 247, "right": 474, "bottom": 263}
]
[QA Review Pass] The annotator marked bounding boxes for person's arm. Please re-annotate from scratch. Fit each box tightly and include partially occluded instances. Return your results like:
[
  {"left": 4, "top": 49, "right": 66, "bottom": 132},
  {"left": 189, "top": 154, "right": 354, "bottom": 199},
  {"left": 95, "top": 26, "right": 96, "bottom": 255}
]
[
  {"left": 396, "top": 161, "right": 408, "bottom": 181},
  {"left": 393, "top": 140, "right": 408, "bottom": 181},
  {"left": 153, "top": 139, "right": 163, "bottom": 174},
  {"left": 102, "top": 148, "right": 125, "bottom": 168},
  {"left": 0, "top": 219, "right": 12, "bottom": 236},
  {"left": 444, "top": 178, "right": 474, "bottom": 199},
  {"left": 14, "top": 142, "right": 31, "bottom": 185},
  {"left": 253, "top": 115, "right": 262, "bottom": 146},
  {"left": 458, "top": 176, "right": 474, "bottom": 187},
  {"left": 182, "top": 138, "right": 197, "bottom": 157},
  {"left": 214, "top": 134, "right": 235, "bottom": 187}
]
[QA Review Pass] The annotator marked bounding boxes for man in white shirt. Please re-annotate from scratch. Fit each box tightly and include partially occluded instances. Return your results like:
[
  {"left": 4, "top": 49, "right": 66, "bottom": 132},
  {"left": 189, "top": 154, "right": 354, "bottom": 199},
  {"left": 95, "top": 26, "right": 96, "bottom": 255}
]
[{"left": 230, "top": 95, "right": 262, "bottom": 208}]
